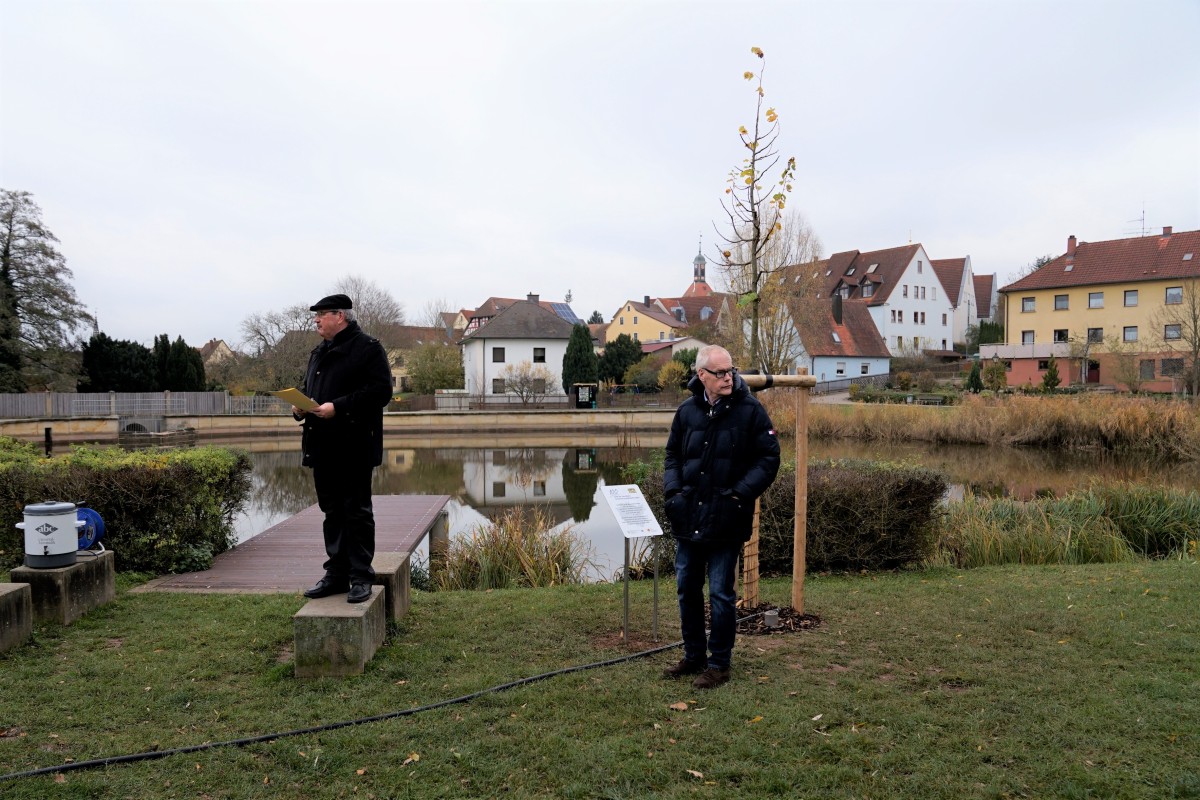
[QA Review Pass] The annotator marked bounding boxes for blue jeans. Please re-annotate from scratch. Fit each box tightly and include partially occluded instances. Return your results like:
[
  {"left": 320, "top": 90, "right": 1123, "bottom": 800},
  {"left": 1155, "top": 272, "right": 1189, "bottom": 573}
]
[{"left": 674, "top": 539, "right": 740, "bottom": 670}]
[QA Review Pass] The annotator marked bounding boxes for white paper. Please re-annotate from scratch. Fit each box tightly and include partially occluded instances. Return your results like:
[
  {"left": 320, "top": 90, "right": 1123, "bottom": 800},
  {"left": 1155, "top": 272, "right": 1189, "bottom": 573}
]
[{"left": 601, "top": 484, "right": 663, "bottom": 539}]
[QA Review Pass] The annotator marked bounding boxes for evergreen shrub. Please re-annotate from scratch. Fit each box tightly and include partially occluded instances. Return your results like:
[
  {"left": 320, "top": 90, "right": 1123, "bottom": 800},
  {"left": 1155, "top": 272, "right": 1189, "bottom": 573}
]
[{"left": 0, "top": 438, "right": 252, "bottom": 573}]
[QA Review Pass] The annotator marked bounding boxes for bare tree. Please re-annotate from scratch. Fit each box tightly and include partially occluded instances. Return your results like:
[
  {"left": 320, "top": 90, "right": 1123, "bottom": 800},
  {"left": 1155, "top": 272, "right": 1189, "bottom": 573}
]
[
  {"left": 415, "top": 296, "right": 457, "bottom": 330},
  {"left": 713, "top": 47, "right": 798, "bottom": 372},
  {"left": 239, "top": 304, "right": 311, "bottom": 356},
  {"left": 332, "top": 275, "right": 406, "bottom": 335},
  {"left": 720, "top": 211, "right": 822, "bottom": 373},
  {"left": 1152, "top": 276, "right": 1200, "bottom": 401},
  {"left": 1104, "top": 335, "right": 1147, "bottom": 394},
  {"left": 498, "top": 361, "right": 557, "bottom": 406}
]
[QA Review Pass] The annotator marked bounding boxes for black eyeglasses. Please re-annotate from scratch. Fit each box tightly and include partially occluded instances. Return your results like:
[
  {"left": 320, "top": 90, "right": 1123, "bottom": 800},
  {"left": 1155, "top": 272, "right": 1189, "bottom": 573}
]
[{"left": 699, "top": 367, "right": 737, "bottom": 380}]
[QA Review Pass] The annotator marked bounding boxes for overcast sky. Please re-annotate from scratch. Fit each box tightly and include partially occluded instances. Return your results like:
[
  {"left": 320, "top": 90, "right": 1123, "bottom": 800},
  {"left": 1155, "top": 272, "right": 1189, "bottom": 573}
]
[{"left": 3, "top": 0, "right": 1197, "bottom": 348}]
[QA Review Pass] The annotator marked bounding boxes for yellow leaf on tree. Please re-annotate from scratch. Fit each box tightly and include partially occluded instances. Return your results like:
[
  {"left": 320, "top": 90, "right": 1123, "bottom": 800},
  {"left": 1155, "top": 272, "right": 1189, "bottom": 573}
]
[
  {"left": 751, "top": 46, "right": 763, "bottom": 57},
  {"left": 738, "top": 125, "right": 748, "bottom": 135},
  {"left": 743, "top": 72, "right": 754, "bottom": 80}
]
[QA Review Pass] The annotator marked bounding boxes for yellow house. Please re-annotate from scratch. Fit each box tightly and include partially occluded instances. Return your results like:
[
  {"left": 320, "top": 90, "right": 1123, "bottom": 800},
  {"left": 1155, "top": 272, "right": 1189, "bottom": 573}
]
[
  {"left": 606, "top": 297, "right": 687, "bottom": 344},
  {"left": 991, "top": 227, "right": 1198, "bottom": 392}
]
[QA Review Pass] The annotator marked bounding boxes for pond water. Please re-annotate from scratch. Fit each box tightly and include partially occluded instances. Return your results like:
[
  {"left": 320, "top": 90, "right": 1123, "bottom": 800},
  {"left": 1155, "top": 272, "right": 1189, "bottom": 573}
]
[{"left": 229, "top": 434, "right": 1200, "bottom": 583}]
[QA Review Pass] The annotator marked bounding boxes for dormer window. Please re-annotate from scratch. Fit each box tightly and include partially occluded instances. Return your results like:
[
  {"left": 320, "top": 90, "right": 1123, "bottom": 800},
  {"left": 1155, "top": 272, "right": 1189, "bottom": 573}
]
[{"left": 862, "top": 283, "right": 875, "bottom": 298}]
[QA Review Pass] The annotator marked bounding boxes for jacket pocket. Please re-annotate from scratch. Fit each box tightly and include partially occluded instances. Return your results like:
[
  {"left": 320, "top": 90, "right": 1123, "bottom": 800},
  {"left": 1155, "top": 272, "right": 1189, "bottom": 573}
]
[{"left": 664, "top": 490, "right": 689, "bottom": 535}]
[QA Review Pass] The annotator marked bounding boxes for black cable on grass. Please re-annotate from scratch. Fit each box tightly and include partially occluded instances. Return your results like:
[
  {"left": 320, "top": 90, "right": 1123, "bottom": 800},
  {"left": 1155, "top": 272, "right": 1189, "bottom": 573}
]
[{"left": 1, "top": 612, "right": 765, "bottom": 782}]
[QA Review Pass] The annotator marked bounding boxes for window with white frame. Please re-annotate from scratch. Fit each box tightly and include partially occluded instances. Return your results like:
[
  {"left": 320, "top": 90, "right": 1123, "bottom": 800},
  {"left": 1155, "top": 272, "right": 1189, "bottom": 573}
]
[
  {"left": 862, "top": 283, "right": 875, "bottom": 298},
  {"left": 1022, "top": 297, "right": 1035, "bottom": 312},
  {"left": 1089, "top": 292, "right": 1104, "bottom": 309},
  {"left": 1022, "top": 330, "right": 1034, "bottom": 344},
  {"left": 1124, "top": 290, "right": 1138, "bottom": 307},
  {"left": 1166, "top": 286, "right": 1183, "bottom": 304},
  {"left": 836, "top": 362, "right": 846, "bottom": 376},
  {"left": 1055, "top": 294, "right": 1069, "bottom": 310}
]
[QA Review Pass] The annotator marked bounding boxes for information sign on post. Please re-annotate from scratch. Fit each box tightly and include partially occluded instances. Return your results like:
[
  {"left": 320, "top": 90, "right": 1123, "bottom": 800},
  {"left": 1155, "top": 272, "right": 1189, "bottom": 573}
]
[{"left": 601, "top": 485, "right": 662, "bottom": 643}]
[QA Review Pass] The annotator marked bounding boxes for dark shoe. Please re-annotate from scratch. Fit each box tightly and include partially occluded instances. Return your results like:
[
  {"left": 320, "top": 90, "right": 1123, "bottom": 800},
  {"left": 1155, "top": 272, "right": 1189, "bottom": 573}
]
[
  {"left": 692, "top": 667, "right": 731, "bottom": 689},
  {"left": 662, "top": 658, "right": 706, "bottom": 679},
  {"left": 346, "top": 582, "right": 372, "bottom": 603},
  {"left": 303, "top": 577, "right": 348, "bottom": 599}
]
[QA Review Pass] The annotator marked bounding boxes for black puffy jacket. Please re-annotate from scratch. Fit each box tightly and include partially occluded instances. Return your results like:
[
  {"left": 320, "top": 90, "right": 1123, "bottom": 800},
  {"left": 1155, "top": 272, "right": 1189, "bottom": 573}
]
[
  {"left": 299, "top": 321, "right": 393, "bottom": 468},
  {"left": 662, "top": 373, "right": 780, "bottom": 543}
]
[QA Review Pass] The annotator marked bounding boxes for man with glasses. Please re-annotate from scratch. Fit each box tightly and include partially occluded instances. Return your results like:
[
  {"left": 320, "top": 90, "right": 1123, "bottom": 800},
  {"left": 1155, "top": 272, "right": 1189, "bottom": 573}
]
[
  {"left": 662, "top": 344, "right": 780, "bottom": 688},
  {"left": 294, "top": 293, "right": 393, "bottom": 603}
]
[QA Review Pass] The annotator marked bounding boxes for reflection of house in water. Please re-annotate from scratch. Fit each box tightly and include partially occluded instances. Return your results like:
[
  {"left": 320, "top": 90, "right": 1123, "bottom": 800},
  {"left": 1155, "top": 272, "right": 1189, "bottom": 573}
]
[
  {"left": 462, "top": 447, "right": 567, "bottom": 517},
  {"left": 380, "top": 448, "right": 418, "bottom": 473}
]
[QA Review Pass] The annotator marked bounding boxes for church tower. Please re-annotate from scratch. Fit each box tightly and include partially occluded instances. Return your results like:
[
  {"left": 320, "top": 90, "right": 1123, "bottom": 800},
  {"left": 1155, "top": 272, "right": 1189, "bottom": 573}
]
[{"left": 683, "top": 248, "right": 713, "bottom": 298}]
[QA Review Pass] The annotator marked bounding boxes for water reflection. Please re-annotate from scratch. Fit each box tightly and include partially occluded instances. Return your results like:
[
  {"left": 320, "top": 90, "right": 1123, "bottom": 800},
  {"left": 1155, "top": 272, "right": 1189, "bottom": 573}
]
[{"left": 233, "top": 437, "right": 1199, "bottom": 581}]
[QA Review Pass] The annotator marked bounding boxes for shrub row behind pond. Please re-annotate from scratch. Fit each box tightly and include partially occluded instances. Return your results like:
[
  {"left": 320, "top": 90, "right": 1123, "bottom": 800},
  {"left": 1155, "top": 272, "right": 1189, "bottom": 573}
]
[
  {"left": 625, "top": 456, "right": 947, "bottom": 574},
  {"left": 0, "top": 437, "right": 253, "bottom": 574}
]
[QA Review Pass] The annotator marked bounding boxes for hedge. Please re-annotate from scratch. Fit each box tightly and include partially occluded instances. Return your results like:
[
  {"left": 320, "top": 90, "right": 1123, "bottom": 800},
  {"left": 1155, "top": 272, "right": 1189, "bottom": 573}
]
[
  {"left": 625, "top": 455, "right": 947, "bottom": 574},
  {"left": 0, "top": 437, "right": 252, "bottom": 574}
]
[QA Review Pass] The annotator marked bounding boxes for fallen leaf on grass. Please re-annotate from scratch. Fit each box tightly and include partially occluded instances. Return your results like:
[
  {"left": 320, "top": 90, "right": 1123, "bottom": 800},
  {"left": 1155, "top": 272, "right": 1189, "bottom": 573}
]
[
  {"left": 669, "top": 702, "right": 689, "bottom": 711},
  {"left": 811, "top": 713, "right": 823, "bottom": 721},
  {"left": 356, "top": 768, "right": 367, "bottom": 775},
  {"left": 747, "top": 715, "right": 763, "bottom": 724},
  {"left": 686, "top": 769, "right": 704, "bottom": 779},
  {"left": 402, "top": 752, "right": 420, "bottom": 766}
]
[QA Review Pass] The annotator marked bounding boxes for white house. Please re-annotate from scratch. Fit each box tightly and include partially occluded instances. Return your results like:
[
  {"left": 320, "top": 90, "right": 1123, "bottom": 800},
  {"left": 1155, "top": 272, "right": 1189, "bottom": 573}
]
[
  {"left": 820, "top": 243, "right": 957, "bottom": 356},
  {"left": 461, "top": 295, "right": 576, "bottom": 404},
  {"left": 931, "top": 256, "right": 981, "bottom": 348}
]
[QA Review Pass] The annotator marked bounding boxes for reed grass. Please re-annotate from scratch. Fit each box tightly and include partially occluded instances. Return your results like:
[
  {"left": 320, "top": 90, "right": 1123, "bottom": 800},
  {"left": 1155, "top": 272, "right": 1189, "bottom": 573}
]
[
  {"left": 431, "top": 506, "right": 594, "bottom": 590},
  {"left": 930, "top": 483, "right": 1200, "bottom": 568},
  {"left": 770, "top": 394, "right": 1200, "bottom": 459}
]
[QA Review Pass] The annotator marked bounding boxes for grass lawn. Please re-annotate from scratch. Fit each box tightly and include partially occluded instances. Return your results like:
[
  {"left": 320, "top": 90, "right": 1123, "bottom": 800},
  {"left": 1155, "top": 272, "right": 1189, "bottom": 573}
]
[{"left": 0, "top": 562, "right": 1197, "bottom": 799}]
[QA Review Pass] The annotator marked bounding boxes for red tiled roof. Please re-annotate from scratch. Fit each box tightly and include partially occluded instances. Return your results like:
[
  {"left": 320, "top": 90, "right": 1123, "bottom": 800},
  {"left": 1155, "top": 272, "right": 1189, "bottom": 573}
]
[
  {"left": 973, "top": 275, "right": 994, "bottom": 318},
  {"left": 792, "top": 299, "right": 889, "bottom": 358},
  {"left": 819, "top": 244, "right": 923, "bottom": 306},
  {"left": 931, "top": 258, "right": 966, "bottom": 304},
  {"left": 1001, "top": 229, "right": 1200, "bottom": 292}
]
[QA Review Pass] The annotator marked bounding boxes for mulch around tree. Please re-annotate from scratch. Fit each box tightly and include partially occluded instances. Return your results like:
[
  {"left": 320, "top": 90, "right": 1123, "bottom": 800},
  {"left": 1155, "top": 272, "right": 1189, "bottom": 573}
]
[{"left": 733, "top": 603, "right": 822, "bottom": 635}]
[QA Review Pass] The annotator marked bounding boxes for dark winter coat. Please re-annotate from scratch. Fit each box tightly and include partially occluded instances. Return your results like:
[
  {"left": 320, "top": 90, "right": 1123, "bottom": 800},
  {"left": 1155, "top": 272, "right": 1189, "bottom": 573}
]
[
  {"left": 662, "top": 373, "right": 780, "bottom": 543},
  {"left": 299, "top": 321, "right": 393, "bottom": 468}
]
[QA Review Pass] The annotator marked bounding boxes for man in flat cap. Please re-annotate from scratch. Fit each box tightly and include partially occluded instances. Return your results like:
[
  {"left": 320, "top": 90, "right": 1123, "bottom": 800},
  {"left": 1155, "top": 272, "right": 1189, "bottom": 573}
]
[{"left": 295, "top": 293, "right": 393, "bottom": 603}]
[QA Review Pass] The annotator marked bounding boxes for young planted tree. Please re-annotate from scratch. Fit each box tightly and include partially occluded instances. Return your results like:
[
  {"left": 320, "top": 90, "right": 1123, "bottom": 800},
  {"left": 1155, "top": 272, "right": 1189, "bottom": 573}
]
[{"left": 714, "top": 47, "right": 799, "bottom": 373}]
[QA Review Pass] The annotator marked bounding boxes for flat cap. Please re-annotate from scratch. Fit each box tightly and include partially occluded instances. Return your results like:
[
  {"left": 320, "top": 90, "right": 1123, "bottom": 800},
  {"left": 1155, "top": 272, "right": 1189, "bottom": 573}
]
[{"left": 310, "top": 293, "right": 353, "bottom": 311}]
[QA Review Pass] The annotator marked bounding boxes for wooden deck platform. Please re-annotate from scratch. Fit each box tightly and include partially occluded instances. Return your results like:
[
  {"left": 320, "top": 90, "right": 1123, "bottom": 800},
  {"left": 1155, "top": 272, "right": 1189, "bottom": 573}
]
[{"left": 136, "top": 495, "right": 450, "bottom": 594}]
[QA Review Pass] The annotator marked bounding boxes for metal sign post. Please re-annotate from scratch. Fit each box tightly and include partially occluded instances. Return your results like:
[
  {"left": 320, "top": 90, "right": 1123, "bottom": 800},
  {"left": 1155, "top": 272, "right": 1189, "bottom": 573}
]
[{"left": 603, "top": 484, "right": 663, "bottom": 645}]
